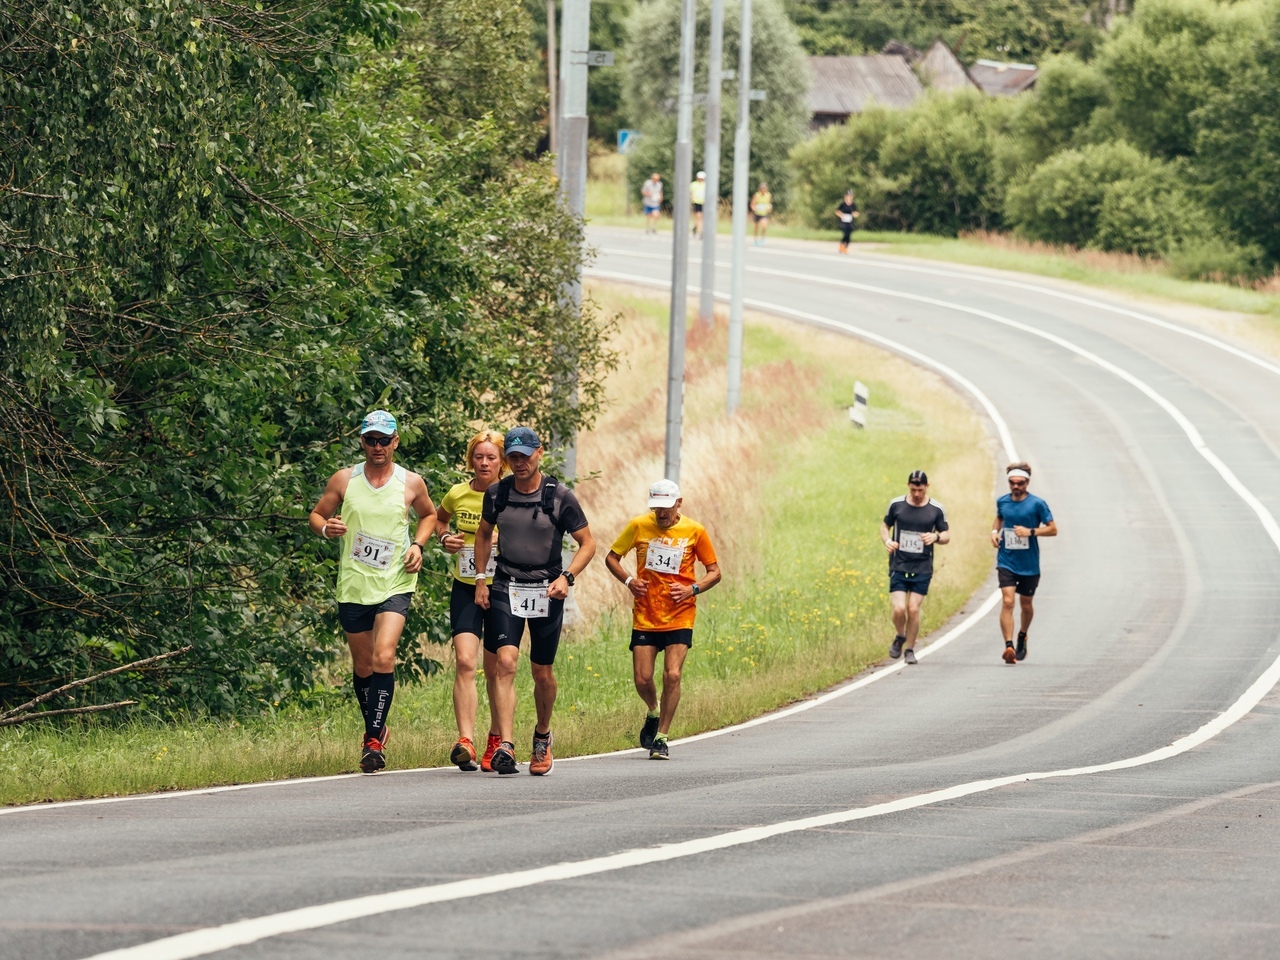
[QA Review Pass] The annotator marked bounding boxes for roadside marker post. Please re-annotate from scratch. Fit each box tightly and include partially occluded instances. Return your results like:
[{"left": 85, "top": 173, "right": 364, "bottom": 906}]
[{"left": 850, "top": 381, "right": 868, "bottom": 427}]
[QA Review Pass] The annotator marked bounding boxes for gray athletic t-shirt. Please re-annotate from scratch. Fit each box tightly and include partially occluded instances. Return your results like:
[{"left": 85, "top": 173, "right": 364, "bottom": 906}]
[{"left": 482, "top": 477, "right": 588, "bottom": 584}]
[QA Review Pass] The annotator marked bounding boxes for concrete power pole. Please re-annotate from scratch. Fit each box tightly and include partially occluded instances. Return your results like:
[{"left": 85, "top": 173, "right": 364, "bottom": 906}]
[
  {"left": 726, "top": 0, "right": 752, "bottom": 415},
  {"left": 557, "top": 0, "right": 590, "bottom": 479},
  {"left": 547, "top": 0, "right": 558, "bottom": 155},
  {"left": 664, "top": 0, "right": 697, "bottom": 483},
  {"left": 698, "top": 0, "right": 725, "bottom": 325}
]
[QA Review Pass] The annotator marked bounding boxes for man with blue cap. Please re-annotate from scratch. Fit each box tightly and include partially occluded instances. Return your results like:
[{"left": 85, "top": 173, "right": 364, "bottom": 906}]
[
  {"left": 472, "top": 426, "right": 596, "bottom": 776},
  {"left": 309, "top": 410, "right": 437, "bottom": 773}
]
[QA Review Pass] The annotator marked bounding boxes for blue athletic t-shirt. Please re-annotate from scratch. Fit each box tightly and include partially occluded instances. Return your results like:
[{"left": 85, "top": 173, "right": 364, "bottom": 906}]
[{"left": 996, "top": 493, "right": 1053, "bottom": 576}]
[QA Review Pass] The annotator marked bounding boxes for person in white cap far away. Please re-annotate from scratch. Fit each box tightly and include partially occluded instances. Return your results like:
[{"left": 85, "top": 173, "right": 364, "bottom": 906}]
[
  {"left": 308, "top": 410, "right": 437, "bottom": 774},
  {"left": 990, "top": 461, "right": 1057, "bottom": 664},
  {"left": 606, "top": 479, "right": 721, "bottom": 759},
  {"left": 880, "top": 470, "right": 949, "bottom": 666},
  {"left": 690, "top": 170, "right": 707, "bottom": 240}
]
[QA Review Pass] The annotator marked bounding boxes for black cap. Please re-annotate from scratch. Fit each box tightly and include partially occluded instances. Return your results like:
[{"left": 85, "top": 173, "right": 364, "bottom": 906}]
[{"left": 908, "top": 470, "right": 928, "bottom": 485}]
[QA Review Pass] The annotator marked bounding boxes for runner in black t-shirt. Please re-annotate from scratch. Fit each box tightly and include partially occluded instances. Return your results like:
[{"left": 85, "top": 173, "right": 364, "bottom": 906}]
[
  {"left": 834, "top": 190, "right": 859, "bottom": 253},
  {"left": 880, "top": 470, "right": 950, "bottom": 665}
]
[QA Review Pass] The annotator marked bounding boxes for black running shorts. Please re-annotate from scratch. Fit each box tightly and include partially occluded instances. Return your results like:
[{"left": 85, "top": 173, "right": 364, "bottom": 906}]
[
  {"left": 998, "top": 568, "right": 1041, "bottom": 596},
  {"left": 337, "top": 592, "right": 412, "bottom": 634},
  {"left": 450, "top": 578, "right": 485, "bottom": 638},
  {"left": 630, "top": 629, "right": 693, "bottom": 650},
  {"left": 484, "top": 582, "right": 565, "bottom": 666}
]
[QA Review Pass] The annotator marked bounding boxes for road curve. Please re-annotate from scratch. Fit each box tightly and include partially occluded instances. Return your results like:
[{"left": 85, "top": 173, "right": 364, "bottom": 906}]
[{"left": 4, "top": 228, "right": 1280, "bottom": 960}]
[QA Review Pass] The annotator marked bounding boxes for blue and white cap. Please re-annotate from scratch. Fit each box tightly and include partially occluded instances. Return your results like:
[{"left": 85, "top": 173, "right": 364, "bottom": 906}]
[
  {"left": 360, "top": 410, "right": 398, "bottom": 435},
  {"left": 504, "top": 426, "right": 542, "bottom": 456}
]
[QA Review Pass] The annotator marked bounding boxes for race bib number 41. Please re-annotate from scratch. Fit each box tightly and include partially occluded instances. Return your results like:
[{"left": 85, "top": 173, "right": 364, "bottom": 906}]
[
  {"left": 508, "top": 582, "right": 550, "bottom": 619},
  {"left": 644, "top": 540, "right": 684, "bottom": 575},
  {"left": 1003, "top": 528, "right": 1030, "bottom": 550},
  {"left": 352, "top": 531, "right": 397, "bottom": 569},
  {"left": 898, "top": 531, "right": 924, "bottom": 554},
  {"left": 458, "top": 546, "right": 496, "bottom": 580}
]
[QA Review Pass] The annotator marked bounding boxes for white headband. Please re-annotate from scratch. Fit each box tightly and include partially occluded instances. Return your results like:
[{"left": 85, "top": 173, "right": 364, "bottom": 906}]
[{"left": 1007, "top": 469, "right": 1030, "bottom": 480}]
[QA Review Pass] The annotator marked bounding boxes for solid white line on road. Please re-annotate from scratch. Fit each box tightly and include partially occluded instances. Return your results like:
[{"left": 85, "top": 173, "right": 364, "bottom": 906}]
[
  {"left": 79, "top": 272, "right": 1280, "bottom": 960},
  {"left": 597, "top": 240, "right": 1280, "bottom": 381}
]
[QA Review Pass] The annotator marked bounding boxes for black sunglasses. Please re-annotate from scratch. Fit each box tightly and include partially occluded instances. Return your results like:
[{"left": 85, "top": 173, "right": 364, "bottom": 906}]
[{"left": 362, "top": 435, "right": 394, "bottom": 447}]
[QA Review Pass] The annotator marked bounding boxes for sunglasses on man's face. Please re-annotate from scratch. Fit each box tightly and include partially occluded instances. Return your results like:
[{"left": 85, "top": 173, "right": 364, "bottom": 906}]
[{"left": 363, "top": 435, "right": 394, "bottom": 447}]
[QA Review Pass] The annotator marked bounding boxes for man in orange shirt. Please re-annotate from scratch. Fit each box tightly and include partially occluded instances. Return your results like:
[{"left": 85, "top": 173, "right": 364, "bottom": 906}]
[{"left": 606, "top": 479, "right": 721, "bottom": 759}]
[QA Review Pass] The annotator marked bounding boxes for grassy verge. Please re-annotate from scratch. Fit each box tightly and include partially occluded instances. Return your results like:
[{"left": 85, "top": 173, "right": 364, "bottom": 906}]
[{"left": 1, "top": 284, "right": 993, "bottom": 806}]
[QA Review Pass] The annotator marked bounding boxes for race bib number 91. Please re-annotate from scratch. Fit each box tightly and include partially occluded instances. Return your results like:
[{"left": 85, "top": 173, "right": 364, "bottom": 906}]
[
  {"left": 898, "top": 531, "right": 924, "bottom": 554},
  {"left": 352, "top": 531, "right": 397, "bottom": 569},
  {"left": 508, "top": 582, "right": 550, "bottom": 619},
  {"left": 1003, "top": 528, "right": 1030, "bottom": 550},
  {"left": 458, "top": 546, "right": 497, "bottom": 580},
  {"left": 644, "top": 541, "right": 684, "bottom": 575}
]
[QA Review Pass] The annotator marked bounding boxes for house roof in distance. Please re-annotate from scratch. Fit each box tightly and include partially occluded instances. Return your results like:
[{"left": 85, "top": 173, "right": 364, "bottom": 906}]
[
  {"left": 968, "top": 58, "right": 1039, "bottom": 96},
  {"left": 916, "top": 39, "right": 979, "bottom": 92},
  {"left": 807, "top": 55, "right": 924, "bottom": 116}
]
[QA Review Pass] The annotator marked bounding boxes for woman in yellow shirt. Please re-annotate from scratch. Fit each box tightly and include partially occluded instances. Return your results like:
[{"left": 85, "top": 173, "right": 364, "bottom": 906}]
[
  {"left": 751, "top": 182, "right": 773, "bottom": 246},
  {"left": 435, "top": 430, "right": 508, "bottom": 770}
]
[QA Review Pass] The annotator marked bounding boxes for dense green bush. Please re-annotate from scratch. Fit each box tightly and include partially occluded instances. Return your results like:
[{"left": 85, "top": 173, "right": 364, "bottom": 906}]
[
  {"left": 622, "top": 0, "right": 809, "bottom": 211},
  {"left": 790, "top": 91, "right": 1012, "bottom": 234},
  {"left": 0, "top": 0, "right": 614, "bottom": 716}
]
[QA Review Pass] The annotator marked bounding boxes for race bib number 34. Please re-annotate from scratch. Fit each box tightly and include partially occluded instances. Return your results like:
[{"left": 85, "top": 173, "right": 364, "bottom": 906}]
[
  {"left": 898, "top": 531, "right": 924, "bottom": 554},
  {"left": 352, "top": 531, "right": 397, "bottom": 569},
  {"left": 508, "top": 582, "right": 550, "bottom": 619},
  {"left": 458, "top": 546, "right": 496, "bottom": 580},
  {"left": 1003, "top": 528, "right": 1030, "bottom": 550},
  {"left": 644, "top": 541, "right": 684, "bottom": 575}
]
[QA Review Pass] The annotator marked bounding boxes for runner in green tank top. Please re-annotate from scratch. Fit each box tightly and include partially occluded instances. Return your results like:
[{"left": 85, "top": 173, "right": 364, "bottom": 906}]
[{"left": 309, "top": 410, "right": 436, "bottom": 773}]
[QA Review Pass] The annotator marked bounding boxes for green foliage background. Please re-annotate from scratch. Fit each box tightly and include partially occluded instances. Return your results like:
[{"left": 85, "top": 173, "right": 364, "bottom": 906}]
[
  {"left": 789, "top": 0, "right": 1280, "bottom": 278},
  {"left": 0, "top": 0, "right": 614, "bottom": 715}
]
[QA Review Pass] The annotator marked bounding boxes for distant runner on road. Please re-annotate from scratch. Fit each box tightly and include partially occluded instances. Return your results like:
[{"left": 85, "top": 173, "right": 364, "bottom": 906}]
[
  {"left": 641, "top": 172, "right": 664, "bottom": 235},
  {"left": 751, "top": 182, "right": 773, "bottom": 245},
  {"left": 435, "top": 430, "right": 507, "bottom": 772},
  {"left": 606, "top": 480, "right": 721, "bottom": 759},
  {"left": 835, "top": 190, "right": 859, "bottom": 254},
  {"left": 881, "top": 470, "right": 949, "bottom": 666},
  {"left": 308, "top": 410, "right": 436, "bottom": 774},
  {"left": 991, "top": 462, "right": 1057, "bottom": 664},
  {"left": 690, "top": 170, "right": 707, "bottom": 239},
  {"left": 472, "top": 427, "right": 596, "bottom": 775}
]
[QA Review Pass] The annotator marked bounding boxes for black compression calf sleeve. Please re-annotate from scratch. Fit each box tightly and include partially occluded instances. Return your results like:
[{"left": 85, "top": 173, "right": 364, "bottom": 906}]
[
  {"left": 353, "top": 673, "right": 372, "bottom": 729},
  {"left": 368, "top": 671, "right": 395, "bottom": 738}
]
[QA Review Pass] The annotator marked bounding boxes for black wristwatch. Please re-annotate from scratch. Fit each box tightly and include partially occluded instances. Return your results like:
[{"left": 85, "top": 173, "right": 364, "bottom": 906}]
[
  {"left": 410, "top": 541, "right": 425, "bottom": 552},
  {"left": 562, "top": 571, "right": 576, "bottom": 587}
]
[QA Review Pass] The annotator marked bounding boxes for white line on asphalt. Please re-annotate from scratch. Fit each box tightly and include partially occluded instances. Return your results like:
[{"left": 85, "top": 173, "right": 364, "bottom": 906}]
[
  {"left": 597, "top": 243, "right": 1280, "bottom": 380},
  {"left": 78, "top": 271, "right": 1280, "bottom": 960}
]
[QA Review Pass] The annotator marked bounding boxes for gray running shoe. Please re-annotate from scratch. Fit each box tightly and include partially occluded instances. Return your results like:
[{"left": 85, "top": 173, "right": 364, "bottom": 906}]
[
  {"left": 889, "top": 635, "right": 906, "bottom": 659},
  {"left": 904, "top": 648, "right": 917, "bottom": 665},
  {"left": 1016, "top": 632, "right": 1028, "bottom": 661},
  {"left": 640, "top": 715, "right": 660, "bottom": 750},
  {"left": 649, "top": 738, "right": 670, "bottom": 760}
]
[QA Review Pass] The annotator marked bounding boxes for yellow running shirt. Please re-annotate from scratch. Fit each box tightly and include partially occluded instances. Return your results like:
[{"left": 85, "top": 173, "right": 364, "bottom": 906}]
[
  {"left": 440, "top": 480, "right": 496, "bottom": 585},
  {"left": 611, "top": 514, "right": 717, "bottom": 632},
  {"left": 336, "top": 463, "right": 418, "bottom": 604}
]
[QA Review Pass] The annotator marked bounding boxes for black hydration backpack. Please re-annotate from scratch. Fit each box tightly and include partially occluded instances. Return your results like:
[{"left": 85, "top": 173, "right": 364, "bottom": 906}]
[{"left": 491, "top": 475, "right": 567, "bottom": 572}]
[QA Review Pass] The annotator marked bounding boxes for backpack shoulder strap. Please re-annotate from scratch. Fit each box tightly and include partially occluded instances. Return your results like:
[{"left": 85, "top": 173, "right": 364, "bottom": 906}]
[{"left": 492, "top": 475, "right": 516, "bottom": 516}]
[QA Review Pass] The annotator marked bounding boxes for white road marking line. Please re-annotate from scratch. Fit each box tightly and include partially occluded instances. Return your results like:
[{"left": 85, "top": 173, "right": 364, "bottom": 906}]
[
  {"left": 597, "top": 241, "right": 1280, "bottom": 381},
  {"left": 79, "top": 272, "right": 1280, "bottom": 960}
]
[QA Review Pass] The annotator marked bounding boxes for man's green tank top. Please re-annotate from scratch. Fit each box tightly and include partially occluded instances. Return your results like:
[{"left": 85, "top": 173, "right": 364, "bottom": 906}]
[{"left": 336, "top": 463, "right": 418, "bottom": 604}]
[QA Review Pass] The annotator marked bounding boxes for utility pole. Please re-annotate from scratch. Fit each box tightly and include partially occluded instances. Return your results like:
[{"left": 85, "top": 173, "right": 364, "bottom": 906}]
[
  {"left": 557, "top": 0, "right": 590, "bottom": 479},
  {"left": 698, "top": 0, "right": 725, "bottom": 325},
  {"left": 664, "top": 0, "right": 697, "bottom": 483},
  {"left": 726, "top": 0, "right": 752, "bottom": 415},
  {"left": 547, "top": 0, "right": 558, "bottom": 155}
]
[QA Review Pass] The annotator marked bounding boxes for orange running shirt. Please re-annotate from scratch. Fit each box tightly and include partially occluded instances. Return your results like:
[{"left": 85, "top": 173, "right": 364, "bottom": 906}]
[{"left": 610, "top": 513, "right": 718, "bottom": 632}]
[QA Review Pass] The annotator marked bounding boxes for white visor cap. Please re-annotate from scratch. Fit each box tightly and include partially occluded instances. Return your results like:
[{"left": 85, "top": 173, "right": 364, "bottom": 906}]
[{"left": 648, "top": 479, "right": 681, "bottom": 508}]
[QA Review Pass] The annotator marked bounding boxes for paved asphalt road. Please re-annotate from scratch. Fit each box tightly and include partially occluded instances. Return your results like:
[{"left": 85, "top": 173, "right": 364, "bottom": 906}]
[{"left": 6, "top": 228, "right": 1280, "bottom": 960}]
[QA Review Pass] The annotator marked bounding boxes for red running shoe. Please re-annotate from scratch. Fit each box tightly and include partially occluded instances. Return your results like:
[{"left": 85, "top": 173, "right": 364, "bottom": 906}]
[
  {"left": 480, "top": 733, "right": 502, "bottom": 773},
  {"left": 451, "top": 737, "right": 478, "bottom": 771}
]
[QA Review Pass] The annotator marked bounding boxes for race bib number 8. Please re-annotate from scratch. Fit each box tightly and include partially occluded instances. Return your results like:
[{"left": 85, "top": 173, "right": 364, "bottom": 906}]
[
  {"left": 352, "top": 531, "right": 397, "bottom": 569},
  {"left": 458, "top": 546, "right": 496, "bottom": 580},
  {"left": 508, "top": 582, "right": 550, "bottom": 619},
  {"left": 644, "top": 541, "right": 684, "bottom": 575},
  {"left": 1003, "top": 528, "right": 1030, "bottom": 550},
  {"left": 898, "top": 531, "right": 924, "bottom": 554}
]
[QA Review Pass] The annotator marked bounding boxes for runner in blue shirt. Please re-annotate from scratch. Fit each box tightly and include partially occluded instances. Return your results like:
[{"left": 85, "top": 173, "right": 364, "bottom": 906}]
[{"left": 990, "top": 462, "right": 1057, "bottom": 664}]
